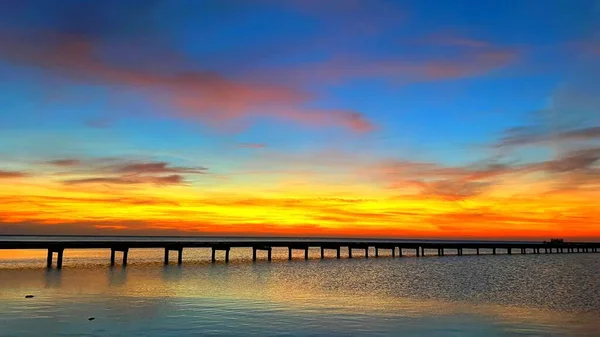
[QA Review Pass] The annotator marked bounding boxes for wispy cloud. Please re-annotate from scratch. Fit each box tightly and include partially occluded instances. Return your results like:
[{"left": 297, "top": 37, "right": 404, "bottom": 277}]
[
  {"left": 423, "top": 34, "right": 492, "bottom": 48},
  {"left": 372, "top": 159, "right": 512, "bottom": 200},
  {"left": 245, "top": 43, "right": 518, "bottom": 85},
  {"left": 373, "top": 146, "right": 600, "bottom": 200},
  {"left": 498, "top": 126, "right": 600, "bottom": 147},
  {"left": 113, "top": 162, "right": 207, "bottom": 174},
  {"left": 47, "top": 158, "right": 208, "bottom": 186},
  {"left": 238, "top": 143, "right": 267, "bottom": 149},
  {"left": 497, "top": 54, "right": 600, "bottom": 149},
  {"left": 63, "top": 174, "right": 185, "bottom": 186},
  {"left": 47, "top": 159, "right": 81, "bottom": 167},
  {"left": 0, "top": 30, "right": 373, "bottom": 133},
  {"left": 0, "top": 170, "right": 28, "bottom": 179}
]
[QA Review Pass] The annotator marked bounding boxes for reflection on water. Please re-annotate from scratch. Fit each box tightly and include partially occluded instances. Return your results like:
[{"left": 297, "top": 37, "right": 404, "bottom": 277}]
[{"left": 1, "top": 249, "right": 599, "bottom": 336}]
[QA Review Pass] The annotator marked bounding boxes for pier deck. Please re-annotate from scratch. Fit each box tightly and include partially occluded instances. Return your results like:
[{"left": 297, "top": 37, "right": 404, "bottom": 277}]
[{"left": 1, "top": 237, "right": 598, "bottom": 268}]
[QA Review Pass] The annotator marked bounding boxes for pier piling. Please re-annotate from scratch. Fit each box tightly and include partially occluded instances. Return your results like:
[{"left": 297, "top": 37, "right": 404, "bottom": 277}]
[{"left": 46, "top": 248, "right": 65, "bottom": 269}]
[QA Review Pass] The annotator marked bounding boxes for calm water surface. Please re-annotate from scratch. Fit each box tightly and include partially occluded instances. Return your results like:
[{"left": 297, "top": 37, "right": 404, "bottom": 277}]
[{"left": 1, "top": 247, "right": 599, "bottom": 336}]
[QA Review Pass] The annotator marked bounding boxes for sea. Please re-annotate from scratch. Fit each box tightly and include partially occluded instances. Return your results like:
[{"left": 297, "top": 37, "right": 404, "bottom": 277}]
[{"left": 1, "top": 237, "right": 599, "bottom": 336}]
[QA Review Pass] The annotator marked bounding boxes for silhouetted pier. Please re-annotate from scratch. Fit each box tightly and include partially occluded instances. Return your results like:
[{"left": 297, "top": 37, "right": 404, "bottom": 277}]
[{"left": 1, "top": 237, "right": 598, "bottom": 268}]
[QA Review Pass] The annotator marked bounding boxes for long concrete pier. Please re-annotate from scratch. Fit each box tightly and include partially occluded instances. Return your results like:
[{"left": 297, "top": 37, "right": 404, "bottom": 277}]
[{"left": 1, "top": 237, "right": 599, "bottom": 268}]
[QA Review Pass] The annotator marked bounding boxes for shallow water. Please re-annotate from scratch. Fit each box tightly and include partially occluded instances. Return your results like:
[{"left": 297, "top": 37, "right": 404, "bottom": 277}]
[{"left": 1, "top": 247, "right": 599, "bottom": 336}]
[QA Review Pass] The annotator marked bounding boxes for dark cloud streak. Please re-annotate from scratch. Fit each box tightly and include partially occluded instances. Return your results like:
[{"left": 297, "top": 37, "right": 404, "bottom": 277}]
[
  {"left": 63, "top": 174, "right": 185, "bottom": 186},
  {"left": 0, "top": 170, "right": 28, "bottom": 178}
]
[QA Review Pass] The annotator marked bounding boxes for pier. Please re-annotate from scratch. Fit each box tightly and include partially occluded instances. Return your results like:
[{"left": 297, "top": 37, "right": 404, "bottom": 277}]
[{"left": 1, "top": 237, "right": 599, "bottom": 268}]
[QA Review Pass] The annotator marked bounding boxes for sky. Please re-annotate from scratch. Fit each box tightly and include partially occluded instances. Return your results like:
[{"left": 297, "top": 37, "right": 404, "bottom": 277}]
[{"left": 1, "top": 0, "right": 599, "bottom": 239}]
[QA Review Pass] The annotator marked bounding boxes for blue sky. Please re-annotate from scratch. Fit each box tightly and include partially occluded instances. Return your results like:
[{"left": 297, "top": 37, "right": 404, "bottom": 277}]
[{"left": 1, "top": 0, "right": 596, "bottom": 166}]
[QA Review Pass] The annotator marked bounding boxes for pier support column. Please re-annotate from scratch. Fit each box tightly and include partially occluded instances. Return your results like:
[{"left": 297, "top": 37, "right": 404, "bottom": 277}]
[
  {"left": 225, "top": 248, "right": 230, "bottom": 263},
  {"left": 47, "top": 249, "right": 52, "bottom": 268},
  {"left": 421, "top": 247, "right": 425, "bottom": 257},
  {"left": 56, "top": 249, "right": 64, "bottom": 269},
  {"left": 320, "top": 247, "right": 325, "bottom": 259},
  {"left": 375, "top": 247, "right": 379, "bottom": 258},
  {"left": 392, "top": 248, "right": 396, "bottom": 258},
  {"left": 211, "top": 248, "right": 216, "bottom": 263},
  {"left": 122, "top": 248, "right": 128, "bottom": 266},
  {"left": 457, "top": 248, "right": 461, "bottom": 256},
  {"left": 493, "top": 248, "right": 496, "bottom": 255},
  {"left": 365, "top": 248, "right": 369, "bottom": 259},
  {"left": 348, "top": 247, "right": 353, "bottom": 259},
  {"left": 399, "top": 248, "right": 403, "bottom": 257},
  {"left": 289, "top": 248, "right": 293, "bottom": 260},
  {"left": 416, "top": 247, "right": 420, "bottom": 257},
  {"left": 305, "top": 248, "right": 309, "bottom": 260},
  {"left": 164, "top": 247, "right": 183, "bottom": 265},
  {"left": 110, "top": 248, "right": 128, "bottom": 266},
  {"left": 46, "top": 248, "right": 65, "bottom": 269},
  {"left": 252, "top": 247, "right": 272, "bottom": 261},
  {"left": 337, "top": 247, "right": 341, "bottom": 259},
  {"left": 476, "top": 248, "right": 480, "bottom": 255}
]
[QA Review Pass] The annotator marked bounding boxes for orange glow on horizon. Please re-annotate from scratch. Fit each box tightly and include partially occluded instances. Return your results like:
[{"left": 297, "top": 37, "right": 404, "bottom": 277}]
[{"left": 1, "top": 172, "right": 599, "bottom": 240}]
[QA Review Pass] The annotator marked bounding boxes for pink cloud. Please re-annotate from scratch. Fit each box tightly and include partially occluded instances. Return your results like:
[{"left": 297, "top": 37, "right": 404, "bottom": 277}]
[
  {"left": 422, "top": 49, "right": 516, "bottom": 79},
  {"left": 245, "top": 47, "right": 518, "bottom": 85},
  {"left": 0, "top": 31, "right": 373, "bottom": 133}
]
